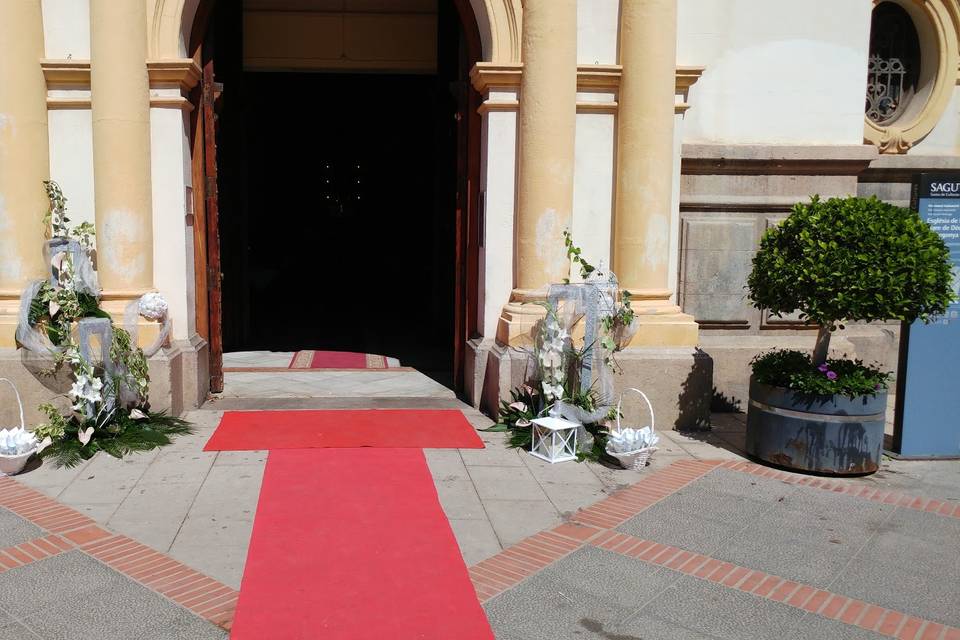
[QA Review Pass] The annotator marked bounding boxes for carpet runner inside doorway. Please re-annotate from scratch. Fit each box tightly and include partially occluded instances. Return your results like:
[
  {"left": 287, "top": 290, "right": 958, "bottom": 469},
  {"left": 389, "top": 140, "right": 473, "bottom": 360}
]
[
  {"left": 288, "top": 350, "right": 392, "bottom": 369},
  {"left": 205, "top": 410, "right": 493, "bottom": 640}
]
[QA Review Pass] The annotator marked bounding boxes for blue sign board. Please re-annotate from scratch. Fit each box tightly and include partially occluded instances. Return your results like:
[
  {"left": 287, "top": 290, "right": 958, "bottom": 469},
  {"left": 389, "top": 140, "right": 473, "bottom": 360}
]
[{"left": 895, "top": 173, "right": 960, "bottom": 457}]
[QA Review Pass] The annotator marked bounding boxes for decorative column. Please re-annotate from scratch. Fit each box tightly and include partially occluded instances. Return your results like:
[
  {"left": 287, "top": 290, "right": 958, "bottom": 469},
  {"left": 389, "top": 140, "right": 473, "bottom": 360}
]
[
  {"left": 496, "top": 0, "right": 578, "bottom": 345},
  {"left": 0, "top": 0, "right": 49, "bottom": 347},
  {"left": 89, "top": 0, "right": 154, "bottom": 299},
  {"left": 614, "top": 0, "right": 698, "bottom": 346}
]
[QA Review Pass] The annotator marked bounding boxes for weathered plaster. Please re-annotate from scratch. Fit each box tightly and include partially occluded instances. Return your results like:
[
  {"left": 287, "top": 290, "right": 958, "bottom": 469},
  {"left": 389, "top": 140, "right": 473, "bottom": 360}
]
[
  {"left": 98, "top": 209, "right": 150, "bottom": 281},
  {"left": 677, "top": 0, "right": 872, "bottom": 145}
]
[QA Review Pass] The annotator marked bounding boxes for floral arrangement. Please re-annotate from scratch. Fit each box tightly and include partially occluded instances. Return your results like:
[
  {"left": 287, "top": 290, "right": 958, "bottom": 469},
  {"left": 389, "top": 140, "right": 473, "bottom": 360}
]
[
  {"left": 536, "top": 306, "right": 568, "bottom": 406},
  {"left": 19, "top": 181, "right": 191, "bottom": 468},
  {"left": 751, "top": 350, "right": 891, "bottom": 398},
  {"left": 562, "top": 230, "right": 637, "bottom": 366},
  {"left": 486, "top": 232, "right": 644, "bottom": 464}
]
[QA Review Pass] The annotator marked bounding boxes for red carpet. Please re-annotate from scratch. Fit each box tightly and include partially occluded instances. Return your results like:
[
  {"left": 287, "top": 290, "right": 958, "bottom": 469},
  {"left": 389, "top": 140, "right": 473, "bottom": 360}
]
[
  {"left": 204, "top": 409, "right": 484, "bottom": 451},
  {"left": 229, "top": 448, "right": 494, "bottom": 640},
  {"left": 288, "top": 350, "right": 389, "bottom": 369}
]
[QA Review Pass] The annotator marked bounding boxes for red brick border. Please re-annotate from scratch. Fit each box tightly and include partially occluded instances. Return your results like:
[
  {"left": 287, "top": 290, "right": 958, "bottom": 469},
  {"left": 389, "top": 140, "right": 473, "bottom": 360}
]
[
  {"left": 468, "top": 459, "right": 721, "bottom": 601},
  {"left": 0, "top": 533, "right": 72, "bottom": 572},
  {"left": 467, "top": 459, "right": 960, "bottom": 640},
  {"left": 590, "top": 531, "right": 960, "bottom": 640},
  {"left": 718, "top": 460, "right": 960, "bottom": 519},
  {"left": 0, "top": 476, "right": 236, "bottom": 631}
]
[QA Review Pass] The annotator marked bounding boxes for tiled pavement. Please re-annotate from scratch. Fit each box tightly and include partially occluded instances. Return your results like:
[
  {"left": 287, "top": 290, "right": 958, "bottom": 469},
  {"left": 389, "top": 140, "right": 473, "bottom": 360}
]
[
  {"left": 0, "top": 476, "right": 231, "bottom": 639},
  {"left": 1, "top": 353, "right": 957, "bottom": 638},
  {"left": 478, "top": 460, "right": 960, "bottom": 640}
]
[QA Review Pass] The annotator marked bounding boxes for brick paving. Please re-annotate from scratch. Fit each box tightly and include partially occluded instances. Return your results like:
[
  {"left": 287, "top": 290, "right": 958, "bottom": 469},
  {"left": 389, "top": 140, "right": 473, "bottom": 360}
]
[
  {"left": 1, "top": 360, "right": 958, "bottom": 639},
  {"left": 476, "top": 459, "right": 960, "bottom": 640},
  {"left": 0, "top": 475, "right": 235, "bottom": 634}
]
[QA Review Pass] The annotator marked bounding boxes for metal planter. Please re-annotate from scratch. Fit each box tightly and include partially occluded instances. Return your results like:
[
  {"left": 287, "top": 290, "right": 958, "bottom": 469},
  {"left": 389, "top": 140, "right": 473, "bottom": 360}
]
[{"left": 745, "top": 377, "right": 886, "bottom": 475}]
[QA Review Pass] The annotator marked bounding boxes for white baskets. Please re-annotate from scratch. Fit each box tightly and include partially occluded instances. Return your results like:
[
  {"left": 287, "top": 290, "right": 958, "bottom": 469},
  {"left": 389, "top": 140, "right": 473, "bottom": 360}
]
[
  {"left": 606, "top": 388, "right": 657, "bottom": 471},
  {"left": 0, "top": 378, "right": 36, "bottom": 476}
]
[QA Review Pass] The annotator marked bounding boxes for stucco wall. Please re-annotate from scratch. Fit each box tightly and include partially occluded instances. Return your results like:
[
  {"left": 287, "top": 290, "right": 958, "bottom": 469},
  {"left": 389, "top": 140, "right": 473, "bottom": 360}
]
[
  {"left": 577, "top": 0, "right": 619, "bottom": 65},
  {"left": 678, "top": 0, "right": 873, "bottom": 145},
  {"left": 41, "top": 0, "right": 90, "bottom": 59},
  {"left": 42, "top": 0, "right": 94, "bottom": 227},
  {"left": 47, "top": 109, "right": 95, "bottom": 229}
]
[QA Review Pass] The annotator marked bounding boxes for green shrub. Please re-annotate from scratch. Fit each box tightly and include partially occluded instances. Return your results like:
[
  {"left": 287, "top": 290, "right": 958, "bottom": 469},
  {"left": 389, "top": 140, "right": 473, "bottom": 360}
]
[
  {"left": 748, "top": 195, "right": 954, "bottom": 367},
  {"left": 752, "top": 350, "right": 891, "bottom": 398}
]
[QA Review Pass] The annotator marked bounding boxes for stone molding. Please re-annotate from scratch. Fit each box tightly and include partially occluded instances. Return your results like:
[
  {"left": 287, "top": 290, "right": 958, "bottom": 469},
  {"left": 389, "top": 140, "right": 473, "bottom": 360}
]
[
  {"left": 40, "top": 59, "right": 201, "bottom": 110},
  {"left": 681, "top": 144, "right": 879, "bottom": 176},
  {"left": 859, "top": 153, "right": 960, "bottom": 182},
  {"left": 470, "top": 62, "right": 705, "bottom": 113},
  {"left": 863, "top": 0, "right": 960, "bottom": 154},
  {"left": 152, "top": 0, "right": 523, "bottom": 63}
]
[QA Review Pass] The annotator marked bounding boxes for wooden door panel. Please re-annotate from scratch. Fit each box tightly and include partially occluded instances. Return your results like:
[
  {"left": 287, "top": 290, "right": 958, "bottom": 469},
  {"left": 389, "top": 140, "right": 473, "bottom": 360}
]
[{"left": 202, "top": 58, "right": 224, "bottom": 393}]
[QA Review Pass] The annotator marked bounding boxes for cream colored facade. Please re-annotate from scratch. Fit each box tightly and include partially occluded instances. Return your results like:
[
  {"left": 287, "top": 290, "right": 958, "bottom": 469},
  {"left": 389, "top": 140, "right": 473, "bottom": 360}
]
[{"left": 1, "top": 0, "right": 958, "bottom": 427}]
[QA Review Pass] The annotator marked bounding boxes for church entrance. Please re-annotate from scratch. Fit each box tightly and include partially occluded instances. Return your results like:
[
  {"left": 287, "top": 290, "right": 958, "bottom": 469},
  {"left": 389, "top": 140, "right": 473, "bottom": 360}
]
[{"left": 191, "top": 1, "right": 481, "bottom": 392}]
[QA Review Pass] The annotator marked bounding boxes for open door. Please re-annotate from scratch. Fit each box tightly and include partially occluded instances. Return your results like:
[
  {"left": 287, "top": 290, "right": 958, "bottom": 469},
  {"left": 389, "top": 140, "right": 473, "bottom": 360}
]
[
  {"left": 451, "top": 0, "right": 483, "bottom": 390},
  {"left": 202, "top": 59, "right": 224, "bottom": 393},
  {"left": 190, "top": 43, "right": 223, "bottom": 395}
]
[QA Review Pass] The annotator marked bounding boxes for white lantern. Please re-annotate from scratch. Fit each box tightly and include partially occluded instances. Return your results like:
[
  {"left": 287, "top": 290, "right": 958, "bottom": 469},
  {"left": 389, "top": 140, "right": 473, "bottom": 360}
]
[{"left": 529, "top": 416, "right": 579, "bottom": 463}]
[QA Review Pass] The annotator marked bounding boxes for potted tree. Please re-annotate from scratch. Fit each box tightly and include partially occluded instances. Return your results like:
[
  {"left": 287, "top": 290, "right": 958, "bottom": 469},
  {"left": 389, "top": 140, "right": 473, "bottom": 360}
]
[{"left": 745, "top": 196, "right": 954, "bottom": 475}]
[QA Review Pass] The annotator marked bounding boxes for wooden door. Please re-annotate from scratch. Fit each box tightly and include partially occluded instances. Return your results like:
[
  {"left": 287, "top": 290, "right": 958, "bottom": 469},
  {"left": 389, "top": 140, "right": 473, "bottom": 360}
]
[
  {"left": 451, "top": 5, "right": 482, "bottom": 390},
  {"left": 192, "top": 54, "right": 224, "bottom": 394}
]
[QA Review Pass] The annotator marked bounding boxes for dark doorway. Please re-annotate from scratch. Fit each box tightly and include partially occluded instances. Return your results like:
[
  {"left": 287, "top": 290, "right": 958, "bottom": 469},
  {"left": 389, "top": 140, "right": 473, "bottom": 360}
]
[{"left": 198, "top": 1, "right": 479, "bottom": 389}]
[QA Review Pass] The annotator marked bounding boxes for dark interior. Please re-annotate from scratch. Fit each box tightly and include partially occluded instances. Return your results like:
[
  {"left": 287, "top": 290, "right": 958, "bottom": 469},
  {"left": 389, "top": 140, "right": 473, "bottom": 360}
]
[{"left": 206, "top": 3, "right": 465, "bottom": 386}]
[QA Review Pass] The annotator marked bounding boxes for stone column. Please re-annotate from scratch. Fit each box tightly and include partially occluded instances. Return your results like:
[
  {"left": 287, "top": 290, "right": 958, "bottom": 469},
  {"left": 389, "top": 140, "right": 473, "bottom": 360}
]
[
  {"left": 614, "top": 0, "right": 697, "bottom": 346},
  {"left": 90, "top": 0, "right": 154, "bottom": 297},
  {"left": 496, "top": 0, "right": 578, "bottom": 345},
  {"left": 0, "top": 0, "right": 49, "bottom": 347}
]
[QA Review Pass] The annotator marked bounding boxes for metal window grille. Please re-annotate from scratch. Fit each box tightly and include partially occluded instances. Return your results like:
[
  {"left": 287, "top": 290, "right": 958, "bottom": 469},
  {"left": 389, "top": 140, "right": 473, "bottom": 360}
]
[{"left": 865, "top": 3, "right": 921, "bottom": 125}]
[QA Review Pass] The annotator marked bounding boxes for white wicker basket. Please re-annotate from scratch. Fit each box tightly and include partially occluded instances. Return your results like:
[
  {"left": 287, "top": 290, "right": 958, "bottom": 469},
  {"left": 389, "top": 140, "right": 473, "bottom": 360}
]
[
  {"left": 0, "top": 378, "right": 35, "bottom": 476},
  {"left": 606, "top": 388, "right": 657, "bottom": 471}
]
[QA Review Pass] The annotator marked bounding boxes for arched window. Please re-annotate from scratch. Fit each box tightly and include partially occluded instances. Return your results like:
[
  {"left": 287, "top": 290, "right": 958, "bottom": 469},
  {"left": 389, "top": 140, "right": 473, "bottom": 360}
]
[{"left": 866, "top": 2, "right": 921, "bottom": 125}]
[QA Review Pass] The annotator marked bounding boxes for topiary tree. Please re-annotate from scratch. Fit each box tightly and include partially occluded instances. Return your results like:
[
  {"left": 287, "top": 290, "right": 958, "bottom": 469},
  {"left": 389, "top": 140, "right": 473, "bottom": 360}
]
[{"left": 748, "top": 195, "right": 955, "bottom": 366}]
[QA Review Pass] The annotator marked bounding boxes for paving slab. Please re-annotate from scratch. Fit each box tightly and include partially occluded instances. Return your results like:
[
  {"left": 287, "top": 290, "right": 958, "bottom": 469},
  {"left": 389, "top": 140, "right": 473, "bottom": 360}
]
[
  {"left": 616, "top": 470, "right": 783, "bottom": 553},
  {"left": 467, "top": 465, "right": 551, "bottom": 502},
  {"left": 481, "top": 498, "right": 562, "bottom": 547},
  {"left": 484, "top": 546, "right": 678, "bottom": 640},
  {"left": 0, "top": 551, "right": 226, "bottom": 640},
  {"left": 829, "top": 508, "right": 960, "bottom": 627},
  {"left": 0, "top": 508, "right": 44, "bottom": 548},
  {"left": 701, "top": 471, "right": 897, "bottom": 588},
  {"left": 786, "top": 614, "right": 889, "bottom": 639},
  {"left": 434, "top": 477, "right": 487, "bottom": 520},
  {"left": 106, "top": 481, "right": 204, "bottom": 552},
  {"left": 447, "top": 518, "right": 503, "bottom": 566},
  {"left": 0, "top": 609, "right": 41, "bottom": 640},
  {"left": 618, "top": 575, "right": 805, "bottom": 640}
]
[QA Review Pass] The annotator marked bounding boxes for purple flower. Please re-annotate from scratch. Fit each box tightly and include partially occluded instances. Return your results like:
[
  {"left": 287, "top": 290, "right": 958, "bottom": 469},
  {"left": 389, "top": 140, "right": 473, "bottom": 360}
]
[
  {"left": 826, "top": 371, "right": 838, "bottom": 381},
  {"left": 817, "top": 364, "right": 830, "bottom": 373},
  {"left": 875, "top": 383, "right": 882, "bottom": 390}
]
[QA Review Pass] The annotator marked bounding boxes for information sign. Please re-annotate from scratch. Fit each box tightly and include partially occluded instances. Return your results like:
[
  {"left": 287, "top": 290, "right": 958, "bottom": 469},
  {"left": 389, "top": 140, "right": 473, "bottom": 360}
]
[{"left": 894, "top": 173, "right": 960, "bottom": 457}]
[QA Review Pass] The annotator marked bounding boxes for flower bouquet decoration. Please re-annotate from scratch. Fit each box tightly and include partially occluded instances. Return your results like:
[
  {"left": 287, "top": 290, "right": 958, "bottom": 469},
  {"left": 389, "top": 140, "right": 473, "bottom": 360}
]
[{"left": 17, "top": 181, "right": 192, "bottom": 468}]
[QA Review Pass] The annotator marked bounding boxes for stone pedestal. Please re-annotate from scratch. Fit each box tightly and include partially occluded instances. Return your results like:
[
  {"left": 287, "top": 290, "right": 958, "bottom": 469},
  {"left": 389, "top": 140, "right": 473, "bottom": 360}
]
[{"left": 0, "top": 336, "right": 208, "bottom": 426}]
